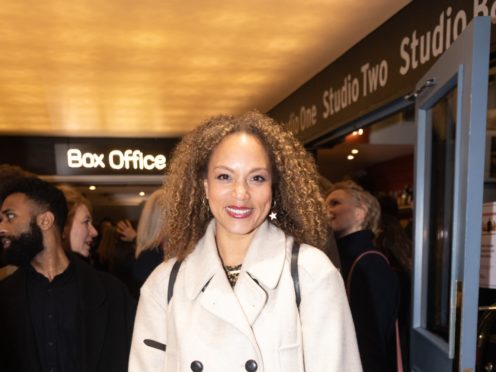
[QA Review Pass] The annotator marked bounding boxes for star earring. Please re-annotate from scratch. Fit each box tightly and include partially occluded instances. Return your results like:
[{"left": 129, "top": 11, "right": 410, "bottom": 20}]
[{"left": 269, "top": 200, "right": 277, "bottom": 221}]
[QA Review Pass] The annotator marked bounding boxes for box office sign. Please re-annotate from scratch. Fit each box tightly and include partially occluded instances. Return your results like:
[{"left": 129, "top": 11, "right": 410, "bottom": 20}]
[{"left": 55, "top": 143, "right": 168, "bottom": 176}]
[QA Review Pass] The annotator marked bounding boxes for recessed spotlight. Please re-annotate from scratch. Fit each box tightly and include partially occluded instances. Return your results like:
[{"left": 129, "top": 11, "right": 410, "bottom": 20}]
[
  {"left": 88, "top": 185, "right": 96, "bottom": 191},
  {"left": 351, "top": 149, "right": 359, "bottom": 154},
  {"left": 139, "top": 191, "right": 145, "bottom": 196},
  {"left": 352, "top": 131, "right": 358, "bottom": 136},
  {"left": 358, "top": 128, "right": 364, "bottom": 135},
  {"left": 347, "top": 155, "right": 354, "bottom": 160}
]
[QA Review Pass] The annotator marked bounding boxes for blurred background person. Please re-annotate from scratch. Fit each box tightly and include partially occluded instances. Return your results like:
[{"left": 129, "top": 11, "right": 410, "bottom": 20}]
[
  {"left": 0, "top": 177, "right": 136, "bottom": 372},
  {"left": 116, "top": 218, "right": 137, "bottom": 243},
  {"left": 318, "top": 175, "right": 341, "bottom": 270},
  {"left": 95, "top": 221, "right": 119, "bottom": 271},
  {"left": 376, "top": 195, "right": 412, "bottom": 276},
  {"left": 376, "top": 194, "right": 412, "bottom": 370},
  {"left": 130, "top": 189, "right": 166, "bottom": 291},
  {"left": 109, "top": 189, "right": 166, "bottom": 298},
  {"left": 57, "top": 184, "right": 98, "bottom": 262},
  {"left": 91, "top": 216, "right": 114, "bottom": 261},
  {"left": 0, "top": 164, "right": 35, "bottom": 191},
  {"left": 326, "top": 180, "right": 400, "bottom": 372},
  {"left": 97, "top": 218, "right": 136, "bottom": 295}
]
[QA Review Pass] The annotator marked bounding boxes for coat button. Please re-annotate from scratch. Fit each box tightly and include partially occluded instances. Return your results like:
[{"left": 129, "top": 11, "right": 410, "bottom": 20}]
[
  {"left": 245, "top": 359, "right": 258, "bottom": 371},
  {"left": 190, "top": 360, "right": 203, "bottom": 372}
]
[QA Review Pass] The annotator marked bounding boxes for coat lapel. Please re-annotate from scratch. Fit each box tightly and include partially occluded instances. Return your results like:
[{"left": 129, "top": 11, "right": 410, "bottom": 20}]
[
  {"left": 199, "top": 268, "right": 257, "bottom": 341},
  {"left": 233, "top": 272, "right": 268, "bottom": 325},
  {"left": 185, "top": 222, "right": 256, "bottom": 341},
  {"left": 184, "top": 220, "right": 288, "bottom": 332},
  {"left": 236, "top": 222, "right": 287, "bottom": 325}
]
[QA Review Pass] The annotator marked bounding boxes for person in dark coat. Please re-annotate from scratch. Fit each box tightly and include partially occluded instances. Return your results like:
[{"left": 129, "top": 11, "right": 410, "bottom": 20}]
[
  {"left": 129, "top": 189, "right": 165, "bottom": 287},
  {"left": 376, "top": 195, "right": 412, "bottom": 371},
  {"left": 326, "top": 180, "right": 400, "bottom": 372},
  {"left": 318, "top": 175, "right": 341, "bottom": 270},
  {"left": 0, "top": 177, "right": 136, "bottom": 372},
  {"left": 97, "top": 222, "right": 138, "bottom": 296},
  {"left": 115, "top": 189, "right": 165, "bottom": 298}
]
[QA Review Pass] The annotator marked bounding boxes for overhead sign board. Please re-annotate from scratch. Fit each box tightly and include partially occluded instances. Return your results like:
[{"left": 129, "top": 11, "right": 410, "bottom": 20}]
[
  {"left": 0, "top": 136, "right": 179, "bottom": 176},
  {"left": 269, "top": 0, "right": 496, "bottom": 145},
  {"left": 55, "top": 144, "right": 167, "bottom": 175}
]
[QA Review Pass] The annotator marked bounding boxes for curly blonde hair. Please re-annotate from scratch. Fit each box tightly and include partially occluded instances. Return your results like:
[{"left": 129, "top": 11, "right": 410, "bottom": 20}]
[
  {"left": 162, "top": 111, "right": 329, "bottom": 260},
  {"left": 327, "top": 180, "right": 381, "bottom": 235}
]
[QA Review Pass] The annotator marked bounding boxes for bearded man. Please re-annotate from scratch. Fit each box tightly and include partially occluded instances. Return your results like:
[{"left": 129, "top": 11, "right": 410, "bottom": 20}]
[
  {"left": 0, "top": 163, "right": 34, "bottom": 278},
  {"left": 0, "top": 177, "right": 136, "bottom": 372}
]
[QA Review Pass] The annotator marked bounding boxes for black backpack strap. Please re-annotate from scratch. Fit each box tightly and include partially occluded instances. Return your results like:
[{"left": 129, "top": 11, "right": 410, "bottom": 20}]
[
  {"left": 291, "top": 240, "right": 301, "bottom": 310},
  {"left": 167, "top": 259, "right": 182, "bottom": 304},
  {"left": 143, "top": 259, "right": 182, "bottom": 352}
]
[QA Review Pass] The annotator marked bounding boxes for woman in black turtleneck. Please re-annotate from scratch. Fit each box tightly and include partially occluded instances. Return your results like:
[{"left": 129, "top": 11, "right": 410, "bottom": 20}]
[{"left": 326, "top": 180, "right": 401, "bottom": 372}]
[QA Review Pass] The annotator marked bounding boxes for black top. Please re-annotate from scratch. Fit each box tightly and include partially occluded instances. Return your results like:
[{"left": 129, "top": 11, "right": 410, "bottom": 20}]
[
  {"left": 323, "top": 230, "right": 341, "bottom": 270},
  {"left": 102, "top": 245, "right": 164, "bottom": 299},
  {"left": 106, "top": 240, "right": 137, "bottom": 297},
  {"left": 132, "top": 247, "right": 164, "bottom": 288},
  {"left": 337, "top": 230, "right": 400, "bottom": 372},
  {"left": 0, "top": 253, "right": 136, "bottom": 372},
  {"left": 27, "top": 262, "right": 81, "bottom": 372}
]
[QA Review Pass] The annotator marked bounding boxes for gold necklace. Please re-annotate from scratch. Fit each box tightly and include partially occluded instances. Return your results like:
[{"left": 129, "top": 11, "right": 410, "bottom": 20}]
[{"left": 223, "top": 264, "right": 242, "bottom": 287}]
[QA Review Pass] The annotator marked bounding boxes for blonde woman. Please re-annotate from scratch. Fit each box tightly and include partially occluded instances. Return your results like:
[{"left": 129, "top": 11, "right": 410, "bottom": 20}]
[
  {"left": 132, "top": 189, "right": 166, "bottom": 286},
  {"left": 326, "top": 180, "right": 401, "bottom": 372}
]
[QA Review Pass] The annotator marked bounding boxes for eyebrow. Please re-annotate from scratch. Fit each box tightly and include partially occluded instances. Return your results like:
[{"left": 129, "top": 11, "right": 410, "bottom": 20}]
[{"left": 212, "top": 165, "right": 270, "bottom": 173}]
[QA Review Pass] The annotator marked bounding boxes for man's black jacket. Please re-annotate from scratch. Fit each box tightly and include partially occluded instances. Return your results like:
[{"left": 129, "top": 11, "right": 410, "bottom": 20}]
[{"left": 0, "top": 255, "right": 136, "bottom": 372}]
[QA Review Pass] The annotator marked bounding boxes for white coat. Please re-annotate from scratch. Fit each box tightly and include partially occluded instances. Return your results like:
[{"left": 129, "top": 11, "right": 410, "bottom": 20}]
[{"left": 129, "top": 220, "right": 362, "bottom": 372}]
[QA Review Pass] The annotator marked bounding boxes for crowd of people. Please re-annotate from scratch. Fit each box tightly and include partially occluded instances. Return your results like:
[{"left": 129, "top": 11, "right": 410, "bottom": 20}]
[{"left": 0, "top": 111, "right": 413, "bottom": 372}]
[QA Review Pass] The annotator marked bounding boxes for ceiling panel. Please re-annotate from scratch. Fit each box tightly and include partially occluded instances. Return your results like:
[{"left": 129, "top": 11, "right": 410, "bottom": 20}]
[{"left": 0, "top": 0, "right": 410, "bottom": 137}]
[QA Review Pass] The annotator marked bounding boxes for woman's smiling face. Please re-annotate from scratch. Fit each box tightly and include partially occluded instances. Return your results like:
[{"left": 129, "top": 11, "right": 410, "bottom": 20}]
[
  {"left": 203, "top": 132, "right": 273, "bottom": 242},
  {"left": 69, "top": 204, "right": 98, "bottom": 257}
]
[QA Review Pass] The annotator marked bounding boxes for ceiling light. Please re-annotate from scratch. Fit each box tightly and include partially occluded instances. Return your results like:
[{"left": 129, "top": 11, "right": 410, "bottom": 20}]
[
  {"left": 351, "top": 149, "right": 359, "bottom": 154},
  {"left": 88, "top": 185, "right": 96, "bottom": 191},
  {"left": 347, "top": 155, "right": 354, "bottom": 160},
  {"left": 139, "top": 191, "right": 145, "bottom": 196},
  {"left": 358, "top": 128, "right": 364, "bottom": 135},
  {"left": 352, "top": 131, "right": 358, "bottom": 136}
]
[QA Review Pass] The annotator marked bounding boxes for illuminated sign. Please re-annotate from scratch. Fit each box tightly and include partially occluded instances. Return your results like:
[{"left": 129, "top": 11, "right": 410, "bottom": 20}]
[
  {"left": 67, "top": 149, "right": 166, "bottom": 170},
  {"left": 53, "top": 140, "right": 176, "bottom": 176}
]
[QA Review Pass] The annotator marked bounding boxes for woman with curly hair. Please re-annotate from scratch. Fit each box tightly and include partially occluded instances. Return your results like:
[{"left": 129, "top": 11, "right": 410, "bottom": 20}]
[
  {"left": 129, "top": 111, "right": 361, "bottom": 372},
  {"left": 326, "top": 180, "right": 401, "bottom": 372}
]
